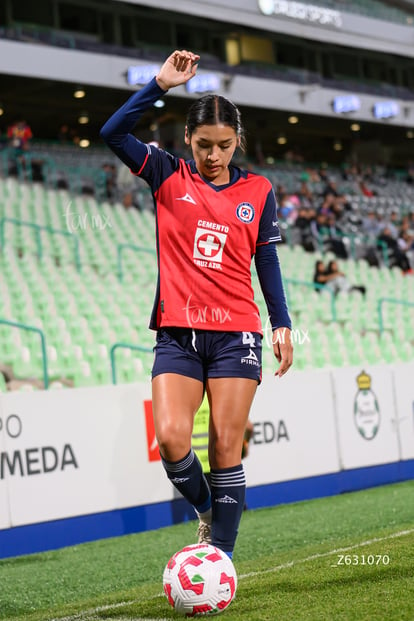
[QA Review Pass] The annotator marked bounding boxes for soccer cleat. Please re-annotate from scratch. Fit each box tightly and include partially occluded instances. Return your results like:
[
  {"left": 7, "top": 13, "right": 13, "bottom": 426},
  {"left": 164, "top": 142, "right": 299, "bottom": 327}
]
[
  {"left": 197, "top": 519, "right": 212, "bottom": 545},
  {"left": 196, "top": 506, "right": 212, "bottom": 544}
]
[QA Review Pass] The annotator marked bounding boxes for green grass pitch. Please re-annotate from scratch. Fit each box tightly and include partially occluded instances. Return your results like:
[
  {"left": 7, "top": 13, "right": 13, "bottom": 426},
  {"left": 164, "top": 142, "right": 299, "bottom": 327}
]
[{"left": 1, "top": 480, "right": 413, "bottom": 621}]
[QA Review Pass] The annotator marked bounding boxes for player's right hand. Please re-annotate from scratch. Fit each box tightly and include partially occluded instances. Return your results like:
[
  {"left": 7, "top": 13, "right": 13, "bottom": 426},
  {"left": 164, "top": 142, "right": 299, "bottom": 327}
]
[{"left": 156, "top": 50, "right": 200, "bottom": 91}]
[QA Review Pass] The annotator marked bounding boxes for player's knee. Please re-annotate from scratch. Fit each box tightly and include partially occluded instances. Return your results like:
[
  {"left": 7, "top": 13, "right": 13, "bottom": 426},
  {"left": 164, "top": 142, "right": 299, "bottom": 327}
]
[
  {"left": 209, "top": 434, "right": 242, "bottom": 469},
  {"left": 156, "top": 420, "right": 191, "bottom": 459}
]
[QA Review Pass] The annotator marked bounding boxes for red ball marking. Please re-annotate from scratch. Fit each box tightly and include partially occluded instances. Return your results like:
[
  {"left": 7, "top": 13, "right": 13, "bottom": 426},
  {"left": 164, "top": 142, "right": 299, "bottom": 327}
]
[
  {"left": 163, "top": 582, "right": 175, "bottom": 607},
  {"left": 190, "top": 603, "right": 213, "bottom": 616},
  {"left": 221, "top": 571, "right": 236, "bottom": 595},
  {"left": 205, "top": 551, "right": 222, "bottom": 563},
  {"left": 219, "top": 571, "right": 236, "bottom": 602},
  {"left": 180, "top": 544, "right": 207, "bottom": 554},
  {"left": 178, "top": 555, "right": 204, "bottom": 594}
]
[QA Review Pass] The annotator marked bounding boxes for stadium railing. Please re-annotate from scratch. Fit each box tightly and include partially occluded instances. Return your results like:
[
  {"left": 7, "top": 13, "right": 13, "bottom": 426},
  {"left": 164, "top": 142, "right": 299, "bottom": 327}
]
[
  {"left": 0, "top": 318, "right": 49, "bottom": 389},
  {"left": 110, "top": 342, "right": 153, "bottom": 385},
  {"left": 0, "top": 217, "right": 82, "bottom": 272},
  {"left": 117, "top": 243, "right": 157, "bottom": 283},
  {"left": 284, "top": 278, "right": 337, "bottom": 321},
  {"left": 377, "top": 297, "right": 414, "bottom": 334}
]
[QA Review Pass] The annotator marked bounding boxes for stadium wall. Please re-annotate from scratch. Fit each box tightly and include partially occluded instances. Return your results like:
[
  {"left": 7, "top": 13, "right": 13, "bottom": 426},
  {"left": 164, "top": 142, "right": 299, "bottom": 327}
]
[
  {"left": 1, "top": 39, "right": 413, "bottom": 126},
  {"left": 0, "top": 362, "right": 413, "bottom": 559},
  {"left": 116, "top": 0, "right": 414, "bottom": 57}
]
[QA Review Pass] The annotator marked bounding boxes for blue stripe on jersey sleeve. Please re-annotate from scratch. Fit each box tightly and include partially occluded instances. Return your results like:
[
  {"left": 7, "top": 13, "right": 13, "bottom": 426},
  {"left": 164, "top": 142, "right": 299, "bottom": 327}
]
[
  {"left": 257, "top": 188, "right": 282, "bottom": 244},
  {"left": 255, "top": 243, "right": 292, "bottom": 330}
]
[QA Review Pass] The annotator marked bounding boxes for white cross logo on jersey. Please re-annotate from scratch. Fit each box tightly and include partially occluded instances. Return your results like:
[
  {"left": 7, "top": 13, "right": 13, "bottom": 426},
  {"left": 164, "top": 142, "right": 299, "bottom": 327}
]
[{"left": 193, "top": 227, "right": 227, "bottom": 263}]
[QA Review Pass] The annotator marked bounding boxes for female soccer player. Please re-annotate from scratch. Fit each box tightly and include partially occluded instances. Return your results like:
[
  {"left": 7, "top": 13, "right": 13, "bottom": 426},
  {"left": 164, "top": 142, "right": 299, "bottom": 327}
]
[{"left": 101, "top": 50, "right": 293, "bottom": 559}]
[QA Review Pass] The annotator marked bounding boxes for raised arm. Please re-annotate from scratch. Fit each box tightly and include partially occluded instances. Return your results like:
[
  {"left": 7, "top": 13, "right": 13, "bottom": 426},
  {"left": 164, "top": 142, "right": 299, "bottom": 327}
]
[
  {"left": 100, "top": 78, "right": 166, "bottom": 172},
  {"left": 100, "top": 50, "right": 200, "bottom": 172}
]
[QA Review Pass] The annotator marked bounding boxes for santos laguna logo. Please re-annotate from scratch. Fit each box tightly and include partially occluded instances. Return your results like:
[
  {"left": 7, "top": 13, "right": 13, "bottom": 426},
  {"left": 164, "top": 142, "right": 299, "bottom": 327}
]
[{"left": 0, "top": 414, "right": 78, "bottom": 479}]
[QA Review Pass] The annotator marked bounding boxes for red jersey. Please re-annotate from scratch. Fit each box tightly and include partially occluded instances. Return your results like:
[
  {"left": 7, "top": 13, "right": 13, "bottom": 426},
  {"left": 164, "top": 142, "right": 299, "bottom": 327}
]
[{"left": 136, "top": 149, "right": 281, "bottom": 334}]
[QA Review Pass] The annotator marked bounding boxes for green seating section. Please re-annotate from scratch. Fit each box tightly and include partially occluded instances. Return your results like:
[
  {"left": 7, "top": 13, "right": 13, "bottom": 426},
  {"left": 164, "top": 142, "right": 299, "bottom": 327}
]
[
  {"left": 0, "top": 177, "right": 413, "bottom": 388},
  {"left": 258, "top": 245, "right": 414, "bottom": 371}
]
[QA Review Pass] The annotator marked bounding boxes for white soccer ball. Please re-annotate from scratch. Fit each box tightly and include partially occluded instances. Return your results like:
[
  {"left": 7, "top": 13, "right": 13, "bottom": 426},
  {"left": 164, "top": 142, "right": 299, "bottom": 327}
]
[{"left": 163, "top": 543, "right": 237, "bottom": 617}]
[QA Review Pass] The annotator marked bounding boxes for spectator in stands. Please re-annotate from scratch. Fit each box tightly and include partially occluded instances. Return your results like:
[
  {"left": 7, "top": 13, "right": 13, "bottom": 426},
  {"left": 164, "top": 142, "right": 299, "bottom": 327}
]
[
  {"left": 362, "top": 210, "right": 381, "bottom": 238},
  {"left": 7, "top": 119, "right": 33, "bottom": 177},
  {"left": 379, "top": 211, "right": 400, "bottom": 239},
  {"left": 116, "top": 162, "right": 138, "bottom": 209},
  {"left": 322, "top": 179, "right": 351, "bottom": 213},
  {"left": 7, "top": 119, "right": 32, "bottom": 152},
  {"left": 319, "top": 192, "right": 343, "bottom": 220},
  {"left": 359, "top": 180, "right": 375, "bottom": 197},
  {"left": 377, "top": 226, "right": 412, "bottom": 273},
  {"left": 398, "top": 231, "right": 414, "bottom": 269},
  {"left": 306, "top": 167, "right": 321, "bottom": 183},
  {"left": 322, "top": 179, "right": 342, "bottom": 199},
  {"left": 310, "top": 213, "right": 348, "bottom": 259},
  {"left": 294, "top": 207, "right": 317, "bottom": 252},
  {"left": 297, "top": 179, "right": 314, "bottom": 208},
  {"left": 399, "top": 215, "right": 411, "bottom": 234},
  {"left": 318, "top": 164, "right": 329, "bottom": 183},
  {"left": 324, "top": 260, "right": 366, "bottom": 296},
  {"left": 313, "top": 259, "right": 328, "bottom": 292},
  {"left": 278, "top": 193, "right": 299, "bottom": 225},
  {"left": 102, "top": 163, "right": 117, "bottom": 200}
]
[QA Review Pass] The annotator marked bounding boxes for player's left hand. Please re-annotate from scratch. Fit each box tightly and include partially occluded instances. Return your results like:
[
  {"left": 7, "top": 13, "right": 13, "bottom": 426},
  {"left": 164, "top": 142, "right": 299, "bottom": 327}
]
[
  {"left": 272, "top": 327, "right": 293, "bottom": 377},
  {"left": 156, "top": 50, "right": 200, "bottom": 91}
]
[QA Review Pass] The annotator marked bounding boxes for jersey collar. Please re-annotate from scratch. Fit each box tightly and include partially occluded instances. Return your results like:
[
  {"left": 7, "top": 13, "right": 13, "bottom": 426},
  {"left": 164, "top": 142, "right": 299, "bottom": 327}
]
[{"left": 187, "top": 159, "right": 243, "bottom": 191}]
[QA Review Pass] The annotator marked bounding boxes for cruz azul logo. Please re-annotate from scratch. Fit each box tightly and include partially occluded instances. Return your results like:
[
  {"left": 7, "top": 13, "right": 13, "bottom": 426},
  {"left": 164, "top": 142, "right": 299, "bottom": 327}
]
[
  {"left": 193, "top": 221, "right": 228, "bottom": 270},
  {"left": 354, "top": 371, "right": 380, "bottom": 440},
  {"left": 0, "top": 414, "right": 78, "bottom": 479},
  {"left": 236, "top": 202, "right": 255, "bottom": 223}
]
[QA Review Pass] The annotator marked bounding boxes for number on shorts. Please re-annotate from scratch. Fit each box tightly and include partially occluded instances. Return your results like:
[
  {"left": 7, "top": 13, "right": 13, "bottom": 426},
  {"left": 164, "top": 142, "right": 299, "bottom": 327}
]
[{"left": 242, "top": 332, "right": 256, "bottom": 347}]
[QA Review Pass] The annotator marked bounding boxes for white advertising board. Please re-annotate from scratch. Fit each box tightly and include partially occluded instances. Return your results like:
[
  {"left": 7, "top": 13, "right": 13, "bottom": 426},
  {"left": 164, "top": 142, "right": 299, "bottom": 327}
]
[
  {"left": 1, "top": 360, "right": 412, "bottom": 533},
  {"left": 0, "top": 397, "right": 12, "bottom": 529},
  {"left": 245, "top": 370, "right": 340, "bottom": 486},
  {"left": 332, "top": 365, "right": 400, "bottom": 470},
  {"left": 392, "top": 362, "right": 414, "bottom": 461},
  {"left": 0, "top": 384, "right": 174, "bottom": 528}
]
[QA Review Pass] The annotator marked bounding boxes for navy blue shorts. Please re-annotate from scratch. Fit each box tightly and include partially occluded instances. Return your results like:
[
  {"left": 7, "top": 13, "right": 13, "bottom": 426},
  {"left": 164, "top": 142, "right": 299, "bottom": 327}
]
[{"left": 152, "top": 328, "right": 262, "bottom": 383}]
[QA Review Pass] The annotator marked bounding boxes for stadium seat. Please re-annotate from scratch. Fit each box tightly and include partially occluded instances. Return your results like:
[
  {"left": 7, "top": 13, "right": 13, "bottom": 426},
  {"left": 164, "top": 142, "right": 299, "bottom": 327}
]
[{"left": 1, "top": 171, "right": 413, "bottom": 387}]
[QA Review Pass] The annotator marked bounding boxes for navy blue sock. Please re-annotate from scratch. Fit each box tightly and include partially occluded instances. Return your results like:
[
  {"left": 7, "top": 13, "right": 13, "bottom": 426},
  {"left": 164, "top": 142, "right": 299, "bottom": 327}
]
[
  {"left": 210, "top": 464, "right": 245, "bottom": 555},
  {"left": 161, "top": 449, "right": 211, "bottom": 513}
]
